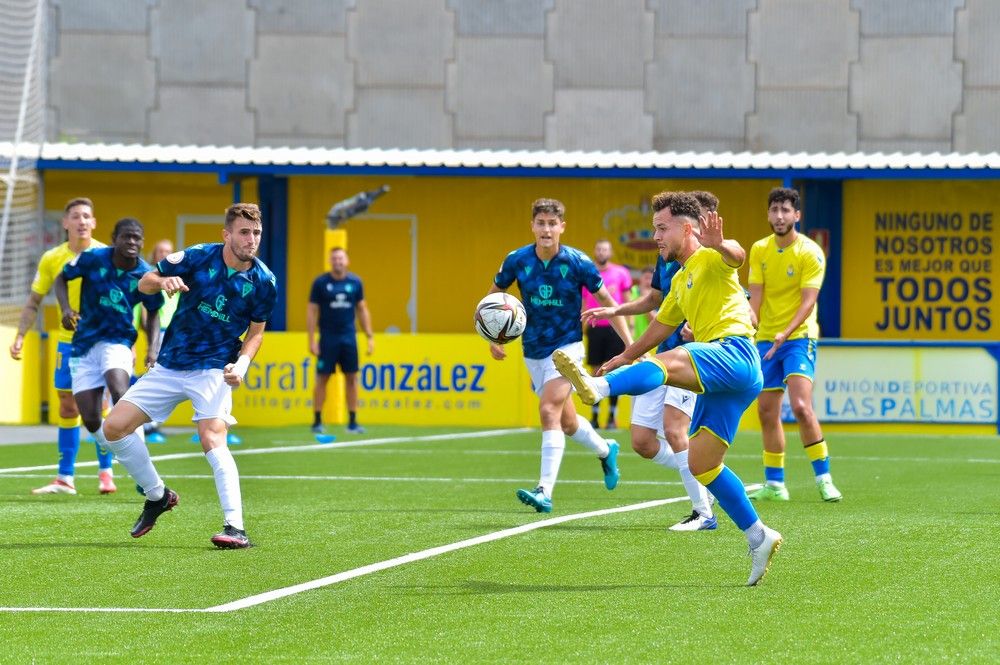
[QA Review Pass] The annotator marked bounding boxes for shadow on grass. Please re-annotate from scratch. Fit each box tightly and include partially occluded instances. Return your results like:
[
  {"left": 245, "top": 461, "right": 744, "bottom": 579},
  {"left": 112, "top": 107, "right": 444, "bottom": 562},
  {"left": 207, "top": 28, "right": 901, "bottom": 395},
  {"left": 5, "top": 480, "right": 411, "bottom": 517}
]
[{"left": 394, "top": 579, "right": 710, "bottom": 595}]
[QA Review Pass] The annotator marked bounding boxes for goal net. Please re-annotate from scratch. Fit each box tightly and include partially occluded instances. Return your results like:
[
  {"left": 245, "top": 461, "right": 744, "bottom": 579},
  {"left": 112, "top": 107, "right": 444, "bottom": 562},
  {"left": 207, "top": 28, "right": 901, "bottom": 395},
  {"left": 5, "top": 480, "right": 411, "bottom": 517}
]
[{"left": 0, "top": 0, "right": 46, "bottom": 326}]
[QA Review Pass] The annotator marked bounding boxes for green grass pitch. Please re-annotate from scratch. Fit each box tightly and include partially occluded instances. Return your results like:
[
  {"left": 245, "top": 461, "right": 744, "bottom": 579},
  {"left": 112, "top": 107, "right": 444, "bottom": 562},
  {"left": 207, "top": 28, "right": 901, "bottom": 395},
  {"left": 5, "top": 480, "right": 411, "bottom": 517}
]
[{"left": 0, "top": 425, "right": 997, "bottom": 663}]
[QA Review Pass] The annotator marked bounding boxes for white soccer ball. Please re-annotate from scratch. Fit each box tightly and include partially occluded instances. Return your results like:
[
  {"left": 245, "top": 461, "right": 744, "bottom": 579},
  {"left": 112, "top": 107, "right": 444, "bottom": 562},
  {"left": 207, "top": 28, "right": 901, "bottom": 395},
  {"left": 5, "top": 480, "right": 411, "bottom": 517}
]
[{"left": 474, "top": 293, "right": 527, "bottom": 345}]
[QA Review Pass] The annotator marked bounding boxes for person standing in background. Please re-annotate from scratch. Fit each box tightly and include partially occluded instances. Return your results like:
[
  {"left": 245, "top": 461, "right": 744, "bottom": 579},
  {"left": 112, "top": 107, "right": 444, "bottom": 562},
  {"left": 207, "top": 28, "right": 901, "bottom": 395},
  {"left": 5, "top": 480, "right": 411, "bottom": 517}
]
[
  {"left": 307, "top": 247, "right": 374, "bottom": 435},
  {"left": 747, "top": 187, "right": 842, "bottom": 503},
  {"left": 9, "top": 197, "right": 117, "bottom": 495},
  {"left": 581, "top": 239, "right": 632, "bottom": 430}
]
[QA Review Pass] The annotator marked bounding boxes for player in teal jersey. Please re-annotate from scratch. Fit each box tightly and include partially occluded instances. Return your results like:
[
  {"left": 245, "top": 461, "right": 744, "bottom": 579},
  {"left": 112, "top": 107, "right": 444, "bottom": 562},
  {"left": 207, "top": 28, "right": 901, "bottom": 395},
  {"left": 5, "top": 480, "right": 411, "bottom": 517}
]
[
  {"left": 488, "top": 198, "right": 632, "bottom": 513},
  {"left": 554, "top": 191, "right": 782, "bottom": 586},
  {"left": 98, "top": 203, "right": 277, "bottom": 549},
  {"left": 55, "top": 218, "right": 163, "bottom": 451}
]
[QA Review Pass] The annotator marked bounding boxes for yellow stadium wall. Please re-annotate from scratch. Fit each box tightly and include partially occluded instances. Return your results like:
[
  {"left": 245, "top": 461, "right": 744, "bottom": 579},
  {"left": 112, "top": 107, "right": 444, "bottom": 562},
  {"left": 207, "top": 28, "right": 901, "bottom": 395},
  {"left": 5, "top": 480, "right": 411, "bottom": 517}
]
[
  {"left": 0, "top": 326, "right": 41, "bottom": 424},
  {"left": 286, "top": 175, "right": 780, "bottom": 334},
  {"left": 842, "top": 180, "right": 997, "bottom": 340}
]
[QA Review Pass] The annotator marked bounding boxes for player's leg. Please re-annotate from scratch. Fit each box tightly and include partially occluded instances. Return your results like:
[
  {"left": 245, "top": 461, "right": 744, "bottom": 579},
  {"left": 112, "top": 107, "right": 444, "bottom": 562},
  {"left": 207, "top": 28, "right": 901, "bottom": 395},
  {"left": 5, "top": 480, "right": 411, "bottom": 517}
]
[
  {"left": 787, "top": 370, "right": 842, "bottom": 502},
  {"left": 184, "top": 370, "right": 250, "bottom": 548},
  {"left": 748, "top": 339, "right": 790, "bottom": 501},
  {"left": 515, "top": 349, "right": 573, "bottom": 513},
  {"left": 584, "top": 327, "right": 602, "bottom": 429},
  {"left": 553, "top": 347, "right": 701, "bottom": 406},
  {"left": 688, "top": 426, "right": 781, "bottom": 586},
  {"left": 312, "top": 336, "right": 335, "bottom": 432},
  {"left": 663, "top": 392, "right": 715, "bottom": 531},
  {"left": 95, "top": 345, "right": 138, "bottom": 492},
  {"left": 560, "top": 384, "right": 618, "bottom": 490},
  {"left": 600, "top": 326, "right": 626, "bottom": 430},
  {"left": 34, "top": 340, "right": 81, "bottom": 494},
  {"left": 749, "top": 389, "right": 789, "bottom": 501},
  {"left": 342, "top": 340, "right": 363, "bottom": 433},
  {"left": 196, "top": 417, "right": 250, "bottom": 548}
]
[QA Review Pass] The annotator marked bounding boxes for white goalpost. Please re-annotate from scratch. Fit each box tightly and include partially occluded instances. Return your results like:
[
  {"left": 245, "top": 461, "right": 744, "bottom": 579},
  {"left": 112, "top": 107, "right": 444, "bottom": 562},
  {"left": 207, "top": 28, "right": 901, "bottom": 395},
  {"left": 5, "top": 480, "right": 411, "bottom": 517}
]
[{"left": 0, "top": 0, "right": 46, "bottom": 325}]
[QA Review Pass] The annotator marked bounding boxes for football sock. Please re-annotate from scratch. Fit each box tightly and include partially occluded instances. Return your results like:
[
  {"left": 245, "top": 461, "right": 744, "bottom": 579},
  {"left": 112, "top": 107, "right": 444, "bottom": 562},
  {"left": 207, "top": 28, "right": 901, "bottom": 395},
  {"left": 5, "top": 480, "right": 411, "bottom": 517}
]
[
  {"left": 570, "top": 415, "right": 610, "bottom": 457},
  {"left": 607, "top": 397, "right": 618, "bottom": 423},
  {"left": 763, "top": 450, "right": 786, "bottom": 486},
  {"left": 744, "top": 520, "right": 766, "bottom": 549},
  {"left": 695, "top": 463, "right": 758, "bottom": 531},
  {"left": 313, "top": 411, "right": 321, "bottom": 427},
  {"left": 538, "top": 430, "right": 565, "bottom": 497},
  {"left": 349, "top": 411, "right": 357, "bottom": 427},
  {"left": 206, "top": 446, "right": 244, "bottom": 530},
  {"left": 675, "top": 449, "right": 713, "bottom": 517},
  {"left": 652, "top": 439, "right": 679, "bottom": 469},
  {"left": 95, "top": 424, "right": 115, "bottom": 471},
  {"left": 56, "top": 416, "right": 81, "bottom": 477},
  {"left": 605, "top": 358, "right": 667, "bottom": 397},
  {"left": 102, "top": 427, "right": 164, "bottom": 501},
  {"left": 805, "top": 439, "right": 831, "bottom": 476},
  {"left": 590, "top": 404, "right": 600, "bottom": 423}
]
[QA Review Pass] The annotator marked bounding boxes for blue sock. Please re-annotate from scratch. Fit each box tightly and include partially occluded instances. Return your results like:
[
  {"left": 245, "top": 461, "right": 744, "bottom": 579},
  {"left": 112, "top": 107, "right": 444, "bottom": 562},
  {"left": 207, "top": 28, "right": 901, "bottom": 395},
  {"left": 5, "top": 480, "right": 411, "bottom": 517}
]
[
  {"left": 57, "top": 426, "right": 81, "bottom": 477},
  {"left": 95, "top": 440, "right": 114, "bottom": 471},
  {"left": 605, "top": 361, "right": 666, "bottom": 397},
  {"left": 697, "top": 464, "right": 759, "bottom": 531}
]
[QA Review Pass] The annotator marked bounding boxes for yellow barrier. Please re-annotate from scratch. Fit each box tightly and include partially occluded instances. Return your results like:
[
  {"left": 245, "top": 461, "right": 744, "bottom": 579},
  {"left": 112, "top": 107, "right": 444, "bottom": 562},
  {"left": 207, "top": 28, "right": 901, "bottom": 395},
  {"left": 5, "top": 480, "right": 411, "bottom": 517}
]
[{"left": 0, "top": 326, "right": 41, "bottom": 424}]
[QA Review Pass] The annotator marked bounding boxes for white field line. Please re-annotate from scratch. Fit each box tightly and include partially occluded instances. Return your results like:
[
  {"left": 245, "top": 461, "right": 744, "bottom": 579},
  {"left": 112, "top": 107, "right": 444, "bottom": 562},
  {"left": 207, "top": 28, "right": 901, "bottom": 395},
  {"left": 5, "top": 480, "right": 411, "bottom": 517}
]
[
  {"left": 0, "top": 428, "right": 533, "bottom": 474},
  {"left": 0, "top": 493, "right": 694, "bottom": 614}
]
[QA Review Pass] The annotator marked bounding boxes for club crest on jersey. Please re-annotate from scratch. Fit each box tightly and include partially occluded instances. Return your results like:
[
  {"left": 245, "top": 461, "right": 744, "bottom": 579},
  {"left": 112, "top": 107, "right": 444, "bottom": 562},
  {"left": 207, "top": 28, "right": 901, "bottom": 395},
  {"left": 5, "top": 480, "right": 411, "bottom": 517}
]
[
  {"left": 524, "top": 265, "right": 532, "bottom": 276},
  {"left": 559, "top": 264, "right": 569, "bottom": 279},
  {"left": 165, "top": 250, "right": 185, "bottom": 264},
  {"left": 241, "top": 282, "right": 253, "bottom": 297},
  {"left": 687, "top": 274, "right": 693, "bottom": 289},
  {"left": 345, "top": 284, "right": 354, "bottom": 293},
  {"left": 787, "top": 266, "right": 795, "bottom": 276},
  {"left": 209, "top": 268, "right": 218, "bottom": 279},
  {"left": 130, "top": 279, "right": 138, "bottom": 292},
  {"left": 99, "top": 267, "right": 108, "bottom": 278}
]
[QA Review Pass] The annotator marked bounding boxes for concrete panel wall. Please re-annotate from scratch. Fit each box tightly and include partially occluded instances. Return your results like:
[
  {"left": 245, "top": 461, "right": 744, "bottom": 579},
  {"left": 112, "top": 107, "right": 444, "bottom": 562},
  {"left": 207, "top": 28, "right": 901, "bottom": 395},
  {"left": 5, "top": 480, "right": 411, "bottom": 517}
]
[{"left": 40, "top": 0, "right": 1000, "bottom": 154}]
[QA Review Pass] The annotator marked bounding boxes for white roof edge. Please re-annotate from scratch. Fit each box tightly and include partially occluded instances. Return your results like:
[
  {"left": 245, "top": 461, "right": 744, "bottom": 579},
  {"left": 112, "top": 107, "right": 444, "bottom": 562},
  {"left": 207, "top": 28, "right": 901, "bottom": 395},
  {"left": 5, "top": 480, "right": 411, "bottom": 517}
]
[{"left": 1, "top": 141, "right": 996, "bottom": 172}]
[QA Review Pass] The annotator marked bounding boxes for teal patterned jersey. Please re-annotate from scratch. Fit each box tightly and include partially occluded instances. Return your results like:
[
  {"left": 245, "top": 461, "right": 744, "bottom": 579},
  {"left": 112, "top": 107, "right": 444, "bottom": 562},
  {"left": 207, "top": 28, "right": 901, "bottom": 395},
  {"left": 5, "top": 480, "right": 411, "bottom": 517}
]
[
  {"left": 62, "top": 247, "right": 163, "bottom": 357},
  {"left": 494, "top": 244, "right": 603, "bottom": 359},
  {"left": 155, "top": 243, "right": 277, "bottom": 370}
]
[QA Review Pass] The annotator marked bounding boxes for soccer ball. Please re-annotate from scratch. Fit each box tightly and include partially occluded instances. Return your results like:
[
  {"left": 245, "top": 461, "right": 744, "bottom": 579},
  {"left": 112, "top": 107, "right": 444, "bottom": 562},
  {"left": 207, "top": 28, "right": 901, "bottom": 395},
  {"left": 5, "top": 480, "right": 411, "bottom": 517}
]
[{"left": 474, "top": 293, "right": 527, "bottom": 344}]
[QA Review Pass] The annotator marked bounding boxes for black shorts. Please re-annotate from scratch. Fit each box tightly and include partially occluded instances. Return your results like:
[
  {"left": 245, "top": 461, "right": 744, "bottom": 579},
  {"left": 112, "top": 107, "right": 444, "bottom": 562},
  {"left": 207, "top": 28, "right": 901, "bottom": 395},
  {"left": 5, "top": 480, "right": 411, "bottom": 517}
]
[
  {"left": 317, "top": 335, "right": 359, "bottom": 375},
  {"left": 586, "top": 325, "right": 625, "bottom": 366}
]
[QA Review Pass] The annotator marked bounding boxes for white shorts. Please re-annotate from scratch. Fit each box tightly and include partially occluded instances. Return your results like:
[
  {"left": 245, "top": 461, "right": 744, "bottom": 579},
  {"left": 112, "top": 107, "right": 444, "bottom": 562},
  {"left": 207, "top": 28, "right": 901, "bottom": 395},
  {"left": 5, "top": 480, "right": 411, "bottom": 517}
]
[
  {"left": 121, "top": 364, "right": 236, "bottom": 425},
  {"left": 69, "top": 341, "right": 134, "bottom": 394},
  {"left": 630, "top": 380, "right": 696, "bottom": 433},
  {"left": 524, "top": 341, "right": 585, "bottom": 397}
]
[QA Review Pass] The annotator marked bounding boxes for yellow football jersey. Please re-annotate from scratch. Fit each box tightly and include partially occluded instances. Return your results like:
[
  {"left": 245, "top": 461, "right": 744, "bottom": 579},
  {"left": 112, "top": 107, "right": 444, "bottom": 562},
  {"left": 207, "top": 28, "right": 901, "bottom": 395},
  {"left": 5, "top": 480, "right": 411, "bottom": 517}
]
[
  {"left": 655, "top": 246, "right": 755, "bottom": 342},
  {"left": 31, "top": 240, "right": 107, "bottom": 343},
  {"left": 748, "top": 233, "right": 825, "bottom": 341}
]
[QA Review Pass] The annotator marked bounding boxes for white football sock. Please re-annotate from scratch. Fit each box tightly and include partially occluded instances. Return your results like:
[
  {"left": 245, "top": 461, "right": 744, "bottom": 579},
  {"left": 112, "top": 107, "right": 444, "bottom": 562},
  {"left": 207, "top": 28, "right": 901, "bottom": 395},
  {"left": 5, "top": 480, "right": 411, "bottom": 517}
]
[
  {"left": 206, "top": 446, "right": 244, "bottom": 530},
  {"left": 103, "top": 428, "right": 164, "bottom": 501},
  {"left": 538, "top": 430, "right": 565, "bottom": 498},
  {"left": 745, "top": 520, "right": 765, "bottom": 548},
  {"left": 570, "top": 415, "right": 610, "bottom": 457},
  {"left": 674, "top": 449, "right": 713, "bottom": 517},
  {"left": 652, "top": 439, "right": 679, "bottom": 469}
]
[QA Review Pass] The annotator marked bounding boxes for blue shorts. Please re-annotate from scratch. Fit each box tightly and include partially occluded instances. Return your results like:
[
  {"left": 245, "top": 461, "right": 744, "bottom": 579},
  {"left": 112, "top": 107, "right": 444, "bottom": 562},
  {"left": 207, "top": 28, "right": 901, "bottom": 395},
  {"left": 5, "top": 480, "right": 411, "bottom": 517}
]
[
  {"left": 757, "top": 338, "right": 817, "bottom": 391},
  {"left": 54, "top": 341, "right": 73, "bottom": 391},
  {"left": 317, "top": 335, "right": 359, "bottom": 375},
  {"left": 683, "top": 336, "right": 763, "bottom": 446}
]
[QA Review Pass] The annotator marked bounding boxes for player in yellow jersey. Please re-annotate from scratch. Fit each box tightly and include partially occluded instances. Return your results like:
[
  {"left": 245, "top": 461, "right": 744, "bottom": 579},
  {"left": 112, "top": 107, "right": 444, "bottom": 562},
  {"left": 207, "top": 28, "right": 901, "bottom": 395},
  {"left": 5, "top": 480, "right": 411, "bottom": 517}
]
[
  {"left": 747, "top": 187, "right": 842, "bottom": 503},
  {"left": 553, "top": 191, "right": 782, "bottom": 586},
  {"left": 8, "top": 197, "right": 116, "bottom": 495}
]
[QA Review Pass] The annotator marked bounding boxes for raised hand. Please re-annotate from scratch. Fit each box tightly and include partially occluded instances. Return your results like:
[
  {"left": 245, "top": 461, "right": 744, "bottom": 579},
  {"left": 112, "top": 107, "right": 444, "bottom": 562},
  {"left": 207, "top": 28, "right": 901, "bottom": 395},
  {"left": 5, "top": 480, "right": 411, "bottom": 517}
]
[{"left": 693, "top": 210, "right": 725, "bottom": 249}]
